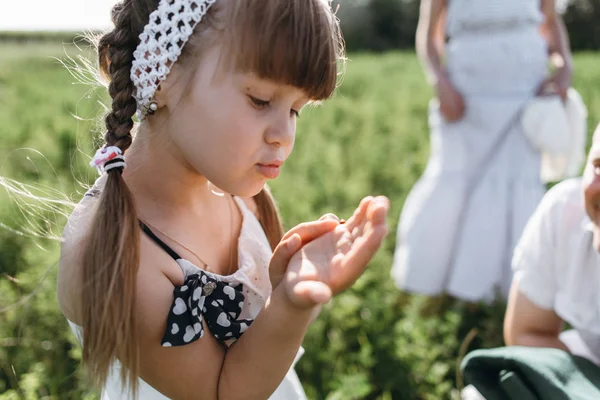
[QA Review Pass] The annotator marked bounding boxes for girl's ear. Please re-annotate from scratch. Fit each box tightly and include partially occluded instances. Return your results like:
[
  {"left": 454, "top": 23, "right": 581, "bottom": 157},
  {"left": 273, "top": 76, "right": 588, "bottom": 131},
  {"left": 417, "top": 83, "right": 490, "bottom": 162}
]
[
  {"left": 150, "top": 56, "right": 195, "bottom": 116},
  {"left": 152, "top": 83, "right": 165, "bottom": 111},
  {"left": 152, "top": 63, "right": 185, "bottom": 113}
]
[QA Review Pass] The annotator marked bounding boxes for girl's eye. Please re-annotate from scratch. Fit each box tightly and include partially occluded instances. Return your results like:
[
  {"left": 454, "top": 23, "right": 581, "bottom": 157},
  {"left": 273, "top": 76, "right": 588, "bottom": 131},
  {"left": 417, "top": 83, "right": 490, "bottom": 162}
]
[
  {"left": 249, "top": 95, "right": 300, "bottom": 118},
  {"left": 249, "top": 96, "right": 270, "bottom": 109}
]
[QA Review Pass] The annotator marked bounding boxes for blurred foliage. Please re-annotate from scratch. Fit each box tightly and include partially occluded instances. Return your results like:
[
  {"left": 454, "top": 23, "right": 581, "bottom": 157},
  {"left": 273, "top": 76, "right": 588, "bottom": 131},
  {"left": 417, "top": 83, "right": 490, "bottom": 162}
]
[
  {"left": 1, "top": 0, "right": 598, "bottom": 52},
  {"left": 563, "top": 0, "right": 600, "bottom": 50},
  {"left": 0, "top": 42, "right": 600, "bottom": 399},
  {"left": 333, "top": 0, "right": 599, "bottom": 52}
]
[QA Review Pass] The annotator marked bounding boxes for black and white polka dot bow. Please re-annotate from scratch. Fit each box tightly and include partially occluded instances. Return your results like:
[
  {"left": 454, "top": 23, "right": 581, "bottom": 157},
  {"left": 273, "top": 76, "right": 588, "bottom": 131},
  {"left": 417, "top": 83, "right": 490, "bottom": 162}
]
[{"left": 161, "top": 271, "right": 253, "bottom": 347}]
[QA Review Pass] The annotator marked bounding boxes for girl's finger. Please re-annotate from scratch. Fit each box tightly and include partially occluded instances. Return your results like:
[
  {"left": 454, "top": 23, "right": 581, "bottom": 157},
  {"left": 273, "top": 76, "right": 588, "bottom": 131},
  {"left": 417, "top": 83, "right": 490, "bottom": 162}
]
[
  {"left": 344, "top": 196, "right": 373, "bottom": 231},
  {"left": 332, "top": 198, "right": 390, "bottom": 288},
  {"left": 281, "top": 219, "right": 339, "bottom": 242},
  {"left": 367, "top": 196, "right": 390, "bottom": 224},
  {"left": 269, "top": 234, "right": 302, "bottom": 287},
  {"left": 319, "top": 213, "right": 340, "bottom": 222},
  {"left": 335, "top": 224, "right": 387, "bottom": 289}
]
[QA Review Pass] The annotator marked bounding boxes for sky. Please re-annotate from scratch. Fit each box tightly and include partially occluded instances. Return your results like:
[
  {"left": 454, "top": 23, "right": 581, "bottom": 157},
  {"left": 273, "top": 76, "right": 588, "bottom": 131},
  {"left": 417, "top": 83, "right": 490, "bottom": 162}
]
[
  {"left": 0, "top": 0, "right": 118, "bottom": 31},
  {"left": 0, "top": 0, "right": 571, "bottom": 32}
]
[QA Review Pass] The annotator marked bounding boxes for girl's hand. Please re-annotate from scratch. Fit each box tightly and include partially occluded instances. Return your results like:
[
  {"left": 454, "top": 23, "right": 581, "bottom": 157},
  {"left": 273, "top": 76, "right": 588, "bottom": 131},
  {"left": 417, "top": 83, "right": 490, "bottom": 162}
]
[
  {"left": 436, "top": 74, "right": 466, "bottom": 122},
  {"left": 269, "top": 216, "right": 341, "bottom": 289},
  {"left": 282, "top": 196, "right": 390, "bottom": 309}
]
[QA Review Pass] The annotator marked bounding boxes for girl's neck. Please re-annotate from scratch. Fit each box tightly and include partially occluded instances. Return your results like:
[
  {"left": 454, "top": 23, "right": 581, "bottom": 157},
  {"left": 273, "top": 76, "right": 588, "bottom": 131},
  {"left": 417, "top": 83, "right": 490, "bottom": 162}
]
[{"left": 122, "top": 129, "right": 222, "bottom": 222}]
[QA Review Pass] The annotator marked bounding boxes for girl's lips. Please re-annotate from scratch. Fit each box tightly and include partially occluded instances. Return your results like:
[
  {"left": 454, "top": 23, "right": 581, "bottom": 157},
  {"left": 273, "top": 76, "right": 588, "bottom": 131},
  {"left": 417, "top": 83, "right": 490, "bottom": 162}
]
[{"left": 256, "top": 164, "right": 281, "bottom": 179}]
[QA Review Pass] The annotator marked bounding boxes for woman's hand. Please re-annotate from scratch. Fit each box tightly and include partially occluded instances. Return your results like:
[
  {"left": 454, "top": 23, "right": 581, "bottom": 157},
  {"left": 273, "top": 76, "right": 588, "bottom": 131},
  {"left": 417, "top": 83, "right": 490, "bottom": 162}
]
[
  {"left": 436, "top": 74, "right": 466, "bottom": 122},
  {"left": 538, "top": 0, "right": 573, "bottom": 102},
  {"left": 537, "top": 66, "right": 572, "bottom": 100},
  {"left": 282, "top": 196, "right": 390, "bottom": 309}
]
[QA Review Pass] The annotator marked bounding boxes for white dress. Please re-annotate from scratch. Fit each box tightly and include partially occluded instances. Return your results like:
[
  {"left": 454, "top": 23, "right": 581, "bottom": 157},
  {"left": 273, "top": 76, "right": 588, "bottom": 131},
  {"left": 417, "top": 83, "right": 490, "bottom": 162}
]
[
  {"left": 66, "top": 195, "right": 307, "bottom": 400},
  {"left": 392, "top": 0, "right": 548, "bottom": 302}
]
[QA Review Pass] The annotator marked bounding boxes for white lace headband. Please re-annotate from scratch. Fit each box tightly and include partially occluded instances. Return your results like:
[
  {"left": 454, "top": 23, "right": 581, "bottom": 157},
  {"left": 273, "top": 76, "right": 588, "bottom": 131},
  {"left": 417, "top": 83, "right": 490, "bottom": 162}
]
[
  {"left": 91, "top": 0, "right": 215, "bottom": 174},
  {"left": 130, "top": 0, "right": 217, "bottom": 120}
]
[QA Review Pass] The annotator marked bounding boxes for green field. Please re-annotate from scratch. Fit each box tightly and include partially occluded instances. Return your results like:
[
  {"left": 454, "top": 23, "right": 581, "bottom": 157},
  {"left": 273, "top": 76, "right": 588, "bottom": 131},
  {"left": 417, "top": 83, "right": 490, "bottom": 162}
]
[{"left": 1, "top": 41, "right": 600, "bottom": 399}]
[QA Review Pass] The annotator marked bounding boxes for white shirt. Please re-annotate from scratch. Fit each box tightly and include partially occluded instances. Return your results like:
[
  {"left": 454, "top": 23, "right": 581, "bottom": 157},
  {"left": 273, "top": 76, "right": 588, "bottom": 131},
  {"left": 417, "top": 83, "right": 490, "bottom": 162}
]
[
  {"left": 65, "top": 186, "right": 307, "bottom": 400},
  {"left": 513, "top": 177, "right": 600, "bottom": 363}
]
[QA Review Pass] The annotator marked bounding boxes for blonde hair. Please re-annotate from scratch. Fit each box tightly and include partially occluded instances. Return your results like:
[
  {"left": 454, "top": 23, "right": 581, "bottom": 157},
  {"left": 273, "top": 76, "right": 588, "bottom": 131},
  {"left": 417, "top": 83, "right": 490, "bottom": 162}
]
[{"left": 81, "top": 0, "right": 345, "bottom": 394}]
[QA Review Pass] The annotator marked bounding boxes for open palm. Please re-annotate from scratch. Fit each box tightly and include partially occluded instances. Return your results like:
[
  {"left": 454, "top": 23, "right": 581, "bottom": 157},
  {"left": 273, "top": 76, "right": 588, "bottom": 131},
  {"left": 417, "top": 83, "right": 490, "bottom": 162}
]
[{"left": 283, "top": 196, "right": 390, "bottom": 309}]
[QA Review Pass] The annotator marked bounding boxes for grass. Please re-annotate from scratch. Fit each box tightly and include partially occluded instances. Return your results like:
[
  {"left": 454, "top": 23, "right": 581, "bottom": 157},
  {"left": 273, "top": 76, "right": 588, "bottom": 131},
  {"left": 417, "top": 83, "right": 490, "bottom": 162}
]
[{"left": 0, "top": 40, "right": 599, "bottom": 399}]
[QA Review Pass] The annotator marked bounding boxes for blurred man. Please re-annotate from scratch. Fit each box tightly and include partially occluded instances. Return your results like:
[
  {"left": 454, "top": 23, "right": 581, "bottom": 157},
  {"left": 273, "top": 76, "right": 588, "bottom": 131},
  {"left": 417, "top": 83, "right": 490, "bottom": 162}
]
[{"left": 504, "top": 125, "right": 600, "bottom": 365}]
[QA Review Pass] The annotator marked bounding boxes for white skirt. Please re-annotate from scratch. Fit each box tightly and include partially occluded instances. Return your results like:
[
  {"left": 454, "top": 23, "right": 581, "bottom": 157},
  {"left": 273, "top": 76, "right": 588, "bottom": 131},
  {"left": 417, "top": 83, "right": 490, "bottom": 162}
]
[{"left": 391, "top": 98, "right": 545, "bottom": 302}]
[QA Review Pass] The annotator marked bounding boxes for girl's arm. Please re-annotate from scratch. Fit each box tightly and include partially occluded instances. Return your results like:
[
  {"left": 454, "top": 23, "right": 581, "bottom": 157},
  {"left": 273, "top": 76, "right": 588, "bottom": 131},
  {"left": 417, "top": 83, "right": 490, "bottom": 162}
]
[{"left": 133, "top": 265, "right": 315, "bottom": 400}]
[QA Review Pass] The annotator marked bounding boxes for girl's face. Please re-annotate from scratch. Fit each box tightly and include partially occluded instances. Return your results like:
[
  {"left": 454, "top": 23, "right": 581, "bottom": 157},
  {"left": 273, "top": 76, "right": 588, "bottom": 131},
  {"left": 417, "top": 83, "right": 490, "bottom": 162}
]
[{"left": 159, "top": 45, "right": 309, "bottom": 197}]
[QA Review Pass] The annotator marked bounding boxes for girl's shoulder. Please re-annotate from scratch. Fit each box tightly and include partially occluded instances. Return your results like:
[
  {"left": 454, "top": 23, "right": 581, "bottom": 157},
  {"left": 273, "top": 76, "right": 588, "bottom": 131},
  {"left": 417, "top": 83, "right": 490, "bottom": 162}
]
[{"left": 57, "top": 187, "right": 102, "bottom": 323}]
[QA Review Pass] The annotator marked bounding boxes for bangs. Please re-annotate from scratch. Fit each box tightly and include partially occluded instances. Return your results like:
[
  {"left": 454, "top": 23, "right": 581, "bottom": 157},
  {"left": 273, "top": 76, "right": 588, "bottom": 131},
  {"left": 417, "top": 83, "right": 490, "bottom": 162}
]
[{"left": 219, "top": 0, "right": 344, "bottom": 101}]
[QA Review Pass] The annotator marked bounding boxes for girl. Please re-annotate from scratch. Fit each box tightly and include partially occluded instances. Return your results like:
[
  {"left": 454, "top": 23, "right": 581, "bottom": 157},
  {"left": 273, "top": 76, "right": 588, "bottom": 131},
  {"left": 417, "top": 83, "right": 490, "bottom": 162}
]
[
  {"left": 391, "top": 0, "right": 573, "bottom": 302},
  {"left": 56, "top": 0, "right": 390, "bottom": 399}
]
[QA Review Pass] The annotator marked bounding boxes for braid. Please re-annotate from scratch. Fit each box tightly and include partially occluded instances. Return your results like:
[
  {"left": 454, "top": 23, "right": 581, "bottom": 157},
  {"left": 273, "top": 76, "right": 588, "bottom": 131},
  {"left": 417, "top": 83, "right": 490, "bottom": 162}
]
[
  {"left": 81, "top": 1, "right": 146, "bottom": 394},
  {"left": 99, "top": 0, "right": 140, "bottom": 155}
]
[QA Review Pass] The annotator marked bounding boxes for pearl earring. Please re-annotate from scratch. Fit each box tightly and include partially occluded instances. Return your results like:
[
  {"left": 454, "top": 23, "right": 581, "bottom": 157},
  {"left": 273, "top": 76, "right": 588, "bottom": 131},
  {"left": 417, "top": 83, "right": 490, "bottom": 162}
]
[{"left": 147, "top": 100, "right": 158, "bottom": 115}]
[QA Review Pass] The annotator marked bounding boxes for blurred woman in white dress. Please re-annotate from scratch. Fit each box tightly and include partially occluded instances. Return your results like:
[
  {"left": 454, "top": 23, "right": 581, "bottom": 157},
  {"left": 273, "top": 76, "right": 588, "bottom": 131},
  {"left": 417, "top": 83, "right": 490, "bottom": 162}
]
[{"left": 392, "top": 0, "right": 573, "bottom": 302}]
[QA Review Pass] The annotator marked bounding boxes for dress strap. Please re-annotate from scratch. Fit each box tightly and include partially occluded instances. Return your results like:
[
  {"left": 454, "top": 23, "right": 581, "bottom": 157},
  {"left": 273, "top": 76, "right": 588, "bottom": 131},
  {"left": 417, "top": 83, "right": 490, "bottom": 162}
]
[{"left": 138, "top": 220, "right": 182, "bottom": 261}]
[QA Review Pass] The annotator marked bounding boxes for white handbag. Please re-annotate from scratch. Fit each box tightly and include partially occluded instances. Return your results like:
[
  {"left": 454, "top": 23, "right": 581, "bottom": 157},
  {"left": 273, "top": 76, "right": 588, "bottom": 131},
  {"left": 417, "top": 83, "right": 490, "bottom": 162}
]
[{"left": 521, "top": 88, "right": 588, "bottom": 182}]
